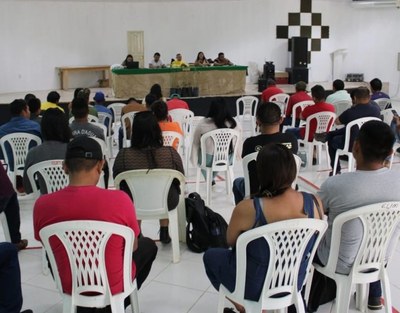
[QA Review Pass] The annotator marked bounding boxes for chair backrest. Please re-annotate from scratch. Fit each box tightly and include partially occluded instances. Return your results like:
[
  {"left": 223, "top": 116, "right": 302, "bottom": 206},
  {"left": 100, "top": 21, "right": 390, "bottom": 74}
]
[
  {"left": 69, "top": 115, "right": 99, "bottom": 124},
  {"left": 374, "top": 98, "right": 391, "bottom": 111},
  {"left": 269, "top": 93, "right": 290, "bottom": 116},
  {"left": 234, "top": 218, "right": 327, "bottom": 310},
  {"left": 303, "top": 111, "right": 336, "bottom": 143},
  {"left": 0, "top": 211, "right": 11, "bottom": 242},
  {"left": 341, "top": 117, "right": 381, "bottom": 152},
  {"left": 168, "top": 109, "right": 194, "bottom": 131},
  {"left": 26, "top": 159, "right": 68, "bottom": 194},
  {"left": 332, "top": 99, "right": 352, "bottom": 117},
  {"left": 121, "top": 111, "right": 138, "bottom": 148},
  {"left": 39, "top": 220, "right": 135, "bottom": 307},
  {"left": 380, "top": 109, "right": 394, "bottom": 126},
  {"left": 0, "top": 132, "right": 42, "bottom": 173},
  {"left": 162, "top": 130, "right": 183, "bottom": 152},
  {"left": 90, "top": 122, "right": 108, "bottom": 140},
  {"left": 199, "top": 128, "right": 240, "bottom": 171},
  {"left": 108, "top": 102, "right": 126, "bottom": 122},
  {"left": 114, "top": 169, "right": 185, "bottom": 219},
  {"left": 324, "top": 202, "right": 400, "bottom": 278},
  {"left": 235, "top": 96, "right": 259, "bottom": 118},
  {"left": 97, "top": 112, "right": 113, "bottom": 135},
  {"left": 290, "top": 100, "right": 314, "bottom": 127}
]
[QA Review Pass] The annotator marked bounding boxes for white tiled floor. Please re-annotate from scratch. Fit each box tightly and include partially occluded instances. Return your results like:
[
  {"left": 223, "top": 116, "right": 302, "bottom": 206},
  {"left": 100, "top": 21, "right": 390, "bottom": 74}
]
[{"left": 3, "top": 132, "right": 400, "bottom": 313}]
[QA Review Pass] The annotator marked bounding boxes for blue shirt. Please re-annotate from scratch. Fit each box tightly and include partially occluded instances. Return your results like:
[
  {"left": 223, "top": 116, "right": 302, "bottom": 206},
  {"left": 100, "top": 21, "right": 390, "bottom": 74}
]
[
  {"left": 94, "top": 104, "right": 113, "bottom": 128},
  {"left": 371, "top": 91, "right": 390, "bottom": 101}
]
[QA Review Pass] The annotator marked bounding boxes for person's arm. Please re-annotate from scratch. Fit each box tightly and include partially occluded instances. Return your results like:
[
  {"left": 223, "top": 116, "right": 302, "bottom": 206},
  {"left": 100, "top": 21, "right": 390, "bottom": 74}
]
[
  {"left": 112, "top": 149, "right": 125, "bottom": 179},
  {"left": 226, "top": 199, "right": 255, "bottom": 247},
  {"left": 317, "top": 180, "right": 330, "bottom": 214},
  {"left": 171, "top": 148, "right": 184, "bottom": 175}
]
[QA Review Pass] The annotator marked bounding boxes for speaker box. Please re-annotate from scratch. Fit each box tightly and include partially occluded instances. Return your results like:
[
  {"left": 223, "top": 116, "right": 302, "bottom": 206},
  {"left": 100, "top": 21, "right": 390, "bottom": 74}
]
[
  {"left": 258, "top": 78, "right": 267, "bottom": 92},
  {"left": 291, "top": 37, "right": 308, "bottom": 68},
  {"left": 286, "top": 67, "right": 309, "bottom": 84},
  {"left": 263, "top": 62, "right": 275, "bottom": 80}
]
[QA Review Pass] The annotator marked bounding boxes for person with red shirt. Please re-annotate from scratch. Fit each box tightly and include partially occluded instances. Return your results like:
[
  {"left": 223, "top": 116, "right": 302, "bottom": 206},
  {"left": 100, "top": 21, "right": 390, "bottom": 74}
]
[
  {"left": 284, "top": 81, "right": 313, "bottom": 126},
  {"left": 33, "top": 137, "right": 157, "bottom": 311},
  {"left": 167, "top": 94, "right": 189, "bottom": 111},
  {"left": 285, "top": 84, "right": 335, "bottom": 142},
  {"left": 261, "top": 79, "right": 284, "bottom": 103}
]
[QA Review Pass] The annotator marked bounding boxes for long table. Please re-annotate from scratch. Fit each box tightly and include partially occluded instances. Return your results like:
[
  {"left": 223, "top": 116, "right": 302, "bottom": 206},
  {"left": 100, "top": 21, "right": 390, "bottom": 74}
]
[
  {"left": 57, "top": 65, "right": 111, "bottom": 90},
  {"left": 111, "top": 66, "right": 247, "bottom": 98}
]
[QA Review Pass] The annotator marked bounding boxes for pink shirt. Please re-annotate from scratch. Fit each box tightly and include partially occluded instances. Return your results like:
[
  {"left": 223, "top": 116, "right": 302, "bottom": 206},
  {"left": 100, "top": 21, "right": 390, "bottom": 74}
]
[
  {"left": 261, "top": 85, "right": 284, "bottom": 103},
  {"left": 167, "top": 98, "right": 189, "bottom": 111}
]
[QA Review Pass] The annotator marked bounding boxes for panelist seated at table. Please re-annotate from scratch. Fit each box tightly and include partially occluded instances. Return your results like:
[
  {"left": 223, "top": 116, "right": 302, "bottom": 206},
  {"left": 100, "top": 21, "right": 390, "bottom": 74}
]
[
  {"left": 213, "top": 52, "right": 233, "bottom": 66},
  {"left": 121, "top": 54, "right": 139, "bottom": 69},
  {"left": 149, "top": 52, "right": 166, "bottom": 69},
  {"left": 194, "top": 51, "right": 210, "bottom": 67},
  {"left": 170, "top": 53, "right": 189, "bottom": 68}
]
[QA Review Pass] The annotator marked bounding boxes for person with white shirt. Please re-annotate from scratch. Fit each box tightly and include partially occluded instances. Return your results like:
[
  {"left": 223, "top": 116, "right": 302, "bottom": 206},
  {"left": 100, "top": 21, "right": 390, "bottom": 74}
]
[
  {"left": 149, "top": 52, "right": 165, "bottom": 68},
  {"left": 326, "top": 79, "right": 351, "bottom": 104}
]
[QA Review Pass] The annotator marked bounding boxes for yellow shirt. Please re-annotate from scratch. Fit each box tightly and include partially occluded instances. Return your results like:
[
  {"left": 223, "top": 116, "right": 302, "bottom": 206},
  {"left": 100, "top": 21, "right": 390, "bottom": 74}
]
[
  {"left": 171, "top": 60, "right": 189, "bottom": 68},
  {"left": 41, "top": 101, "right": 64, "bottom": 113}
]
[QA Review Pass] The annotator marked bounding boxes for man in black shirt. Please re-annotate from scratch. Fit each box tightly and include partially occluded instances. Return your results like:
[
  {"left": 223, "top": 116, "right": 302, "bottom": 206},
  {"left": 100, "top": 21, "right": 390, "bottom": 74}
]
[{"left": 232, "top": 102, "right": 298, "bottom": 204}]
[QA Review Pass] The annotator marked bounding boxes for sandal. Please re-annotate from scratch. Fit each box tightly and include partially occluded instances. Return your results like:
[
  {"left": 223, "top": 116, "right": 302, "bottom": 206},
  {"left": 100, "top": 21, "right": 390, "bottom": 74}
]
[{"left": 224, "top": 308, "right": 236, "bottom": 313}]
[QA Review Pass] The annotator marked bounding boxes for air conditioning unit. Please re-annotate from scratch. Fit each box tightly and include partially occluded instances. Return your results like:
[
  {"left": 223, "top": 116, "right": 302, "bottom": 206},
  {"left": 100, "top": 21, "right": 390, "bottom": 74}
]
[{"left": 352, "top": 0, "right": 400, "bottom": 8}]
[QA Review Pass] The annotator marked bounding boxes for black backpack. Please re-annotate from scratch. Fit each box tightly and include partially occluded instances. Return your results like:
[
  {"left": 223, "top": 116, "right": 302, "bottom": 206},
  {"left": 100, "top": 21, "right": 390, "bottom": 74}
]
[{"left": 185, "top": 192, "right": 228, "bottom": 253}]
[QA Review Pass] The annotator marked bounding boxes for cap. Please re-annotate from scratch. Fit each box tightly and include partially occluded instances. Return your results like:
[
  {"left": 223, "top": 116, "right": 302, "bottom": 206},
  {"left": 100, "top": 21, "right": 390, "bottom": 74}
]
[
  {"left": 65, "top": 137, "right": 103, "bottom": 160},
  {"left": 169, "top": 93, "right": 181, "bottom": 99},
  {"left": 93, "top": 91, "right": 105, "bottom": 102}
]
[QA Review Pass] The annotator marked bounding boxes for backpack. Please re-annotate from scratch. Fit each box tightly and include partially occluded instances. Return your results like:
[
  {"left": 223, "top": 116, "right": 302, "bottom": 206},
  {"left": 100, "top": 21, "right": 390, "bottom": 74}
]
[{"left": 185, "top": 192, "right": 228, "bottom": 253}]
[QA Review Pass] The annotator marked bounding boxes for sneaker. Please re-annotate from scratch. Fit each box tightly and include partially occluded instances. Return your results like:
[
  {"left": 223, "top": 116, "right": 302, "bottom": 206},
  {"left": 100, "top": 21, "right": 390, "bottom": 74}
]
[
  {"left": 314, "top": 132, "right": 327, "bottom": 143},
  {"left": 368, "top": 297, "right": 383, "bottom": 310},
  {"left": 14, "top": 239, "right": 28, "bottom": 251},
  {"left": 329, "top": 171, "right": 341, "bottom": 177},
  {"left": 159, "top": 226, "right": 171, "bottom": 244},
  {"left": 21, "top": 310, "right": 33, "bottom": 313}
]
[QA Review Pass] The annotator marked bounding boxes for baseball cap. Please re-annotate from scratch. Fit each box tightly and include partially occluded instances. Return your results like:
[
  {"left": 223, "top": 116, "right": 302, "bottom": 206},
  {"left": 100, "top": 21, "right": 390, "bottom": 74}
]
[
  {"left": 65, "top": 137, "right": 103, "bottom": 160},
  {"left": 93, "top": 91, "right": 105, "bottom": 102}
]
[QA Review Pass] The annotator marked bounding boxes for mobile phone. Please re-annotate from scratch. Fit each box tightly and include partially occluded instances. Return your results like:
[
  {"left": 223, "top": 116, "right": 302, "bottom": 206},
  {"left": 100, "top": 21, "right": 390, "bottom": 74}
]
[{"left": 392, "top": 110, "right": 398, "bottom": 117}]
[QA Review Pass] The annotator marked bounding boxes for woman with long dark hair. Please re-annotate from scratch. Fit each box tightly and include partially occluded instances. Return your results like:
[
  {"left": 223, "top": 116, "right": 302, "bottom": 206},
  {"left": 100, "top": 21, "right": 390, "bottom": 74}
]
[{"left": 113, "top": 111, "right": 184, "bottom": 244}]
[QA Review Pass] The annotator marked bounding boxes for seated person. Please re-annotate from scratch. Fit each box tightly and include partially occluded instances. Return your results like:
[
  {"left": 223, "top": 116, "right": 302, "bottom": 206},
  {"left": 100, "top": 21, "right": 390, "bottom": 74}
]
[
  {"left": 33, "top": 137, "right": 158, "bottom": 312},
  {"left": 170, "top": 53, "right": 188, "bottom": 68},
  {"left": 213, "top": 52, "right": 233, "bottom": 66},
  {"left": 0, "top": 242, "right": 33, "bottom": 313},
  {"left": 149, "top": 52, "right": 165, "bottom": 68},
  {"left": 167, "top": 94, "right": 189, "bottom": 111},
  {"left": 41, "top": 91, "right": 64, "bottom": 113},
  {"left": 27, "top": 97, "right": 42, "bottom": 125},
  {"left": 261, "top": 79, "right": 284, "bottom": 103},
  {"left": 113, "top": 111, "right": 184, "bottom": 244},
  {"left": 326, "top": 79, "right": 351, "bottom": 104},
  {"left": 194, "top": 51, "right": 210, "bottom": 66},
  {"left": 121, "top": 54, "right": 134, "bottom": 67},
  {"left": 204, "top": 143, "right": 323, "bottom": 313},
  {"left": 284, "top": 81, "right": 312, "bottom": 127},
  {"left": 232, "top": 102, "right": 298, "bottom": 204},
  {"left": 370, "top": 77, "right": 390, "bottom": 101}
]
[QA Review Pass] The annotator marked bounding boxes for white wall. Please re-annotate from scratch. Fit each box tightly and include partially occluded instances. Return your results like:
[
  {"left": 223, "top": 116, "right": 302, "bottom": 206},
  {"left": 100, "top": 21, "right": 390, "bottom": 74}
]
[{"left": 0, "top": 0, "right": 399, "bottom": 95}]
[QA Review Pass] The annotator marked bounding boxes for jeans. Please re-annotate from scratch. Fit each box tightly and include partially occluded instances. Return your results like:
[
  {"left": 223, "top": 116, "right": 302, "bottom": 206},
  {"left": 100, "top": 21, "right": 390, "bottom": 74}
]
[
  {"left": 327, "top": 132, "right": 345, "bottom": 172},
  {"left": 232, "top": 177, "right": 245, "bottom": 205},
  {"left": 0, "top": 243, "right": 23, "bottom": 313},
  {"left": 0, "top": 194, "right": 22, "bottom": 243},
  {"left": 285, "top": 127, "right": 302, "bottom": 139}
]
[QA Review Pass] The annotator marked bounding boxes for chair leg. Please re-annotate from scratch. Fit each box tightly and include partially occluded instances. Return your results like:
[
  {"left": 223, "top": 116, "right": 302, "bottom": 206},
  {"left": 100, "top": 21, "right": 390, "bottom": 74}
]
[
  {"left": 306, "top": 143, "right": 313, "bottom": 170},
  {"left": 324, "top": 143, "right": 330, "bottom": 168},
  {"left": 206, "top": 169, "right": 212, "bottom": 206},
  {"left": 130, "top": 289, "right": 140, "bottom": 313},
  {"left": 195, "top": 168, "right": 201, "bottom": 193},
  {"left": 334, "top": 279, "right": 352, "bottom": 313},
  {"left": 217, "top": 290, "right": 226, "bottom": 313},
  {"left": 382, "top": 271, "right": 392, "bottom": 313},
  {"left": 348, "top": 154, "right": 354, "bottom": 172},
  {"left": 333, "top": 152, "right": 340, "bottom": 175},
  {"left": 356, "top": 283, "right": 368, "bottom": 312},
  {"left": 168, "top": 210, "right": 180, "bottom": 263}
]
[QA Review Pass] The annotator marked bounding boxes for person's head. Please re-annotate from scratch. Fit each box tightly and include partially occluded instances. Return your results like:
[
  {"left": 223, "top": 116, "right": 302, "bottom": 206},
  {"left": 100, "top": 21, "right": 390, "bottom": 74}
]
[
  {"left": 176, "top": 53, "right": 182, "bottom": 61},
  {"left": 24, "top": 93, "right": 36, "bottom": 103},
  {"left": 125, "top": 54, "right": 133, "bottom": 63},
  {"left": 353, "top": 120, "right": 394, "bottom": 166},
  {"left": 218, "top": 52, "right": 225, "bottom": 60},
  {"left": 73, "top": 88, "right": 83, "bottom": 99},
  {"left": 28, "top": 98, "right": 41, "bottom": 115},
  {"left": 93, "top": 91, "right": 105, "bottom": 104},
  {"left": 256, "top": 102, "right": 282, "bottom": 128},
  {"left": 266, "top": 78, "right": 276, "bottom": 87},
  {"left": 41, "top": 108, "right": 71, "bottom": 143},
  {"left": 295, "top": 81, "right": 307, "bottom": 92},
  {"left": 64, "top": 136, "right": 104, "bottom": 178},
  {"left": 145, "top": 93, "right": 157, "bottom": 109},
  {"left": 332, "top": 79, "right": 345, "bottom": 91},
  {"left": 47, "top": 91, "right": 60, "bottom": 104},
  {"left": 154, "top": 52, "right": 160, "bottom": 62},
  {"left": 71, "top": 97, "right": 89, "bottom": 119},
  {"left": 353, "top": 86, "right": 371, "bottom": 104},
  {"left": 207, "top": 97, "right": 237, "bottom": 129},
  {"left": 126, "top": 97, "right": 139, "bottom": 105},
  {"left": 130, "top": 111, "right": 163, "bottom": 149},
  {"left": 10, "top": 99, "right": 29, "bottom": 118},
  {"left": 256, "top": 143, "right": 296, "bottom": 198},
  {"left": 150, "top": 83, "right": 163, "bottom": 99},
  {"left": 311, "top": 84, "right": 326, "bottom": 102},
  {"left": 151, "top": 100, "right": 168, "bottom": 121},
  {"left": 197, "top": 51, "right": 205, "bottom": 61},
  {"left": 76, "top": 88, "right": 90, "bottom": 104},
  {"left": 370, "top": 78, "right": 383, "bottom": 92}
]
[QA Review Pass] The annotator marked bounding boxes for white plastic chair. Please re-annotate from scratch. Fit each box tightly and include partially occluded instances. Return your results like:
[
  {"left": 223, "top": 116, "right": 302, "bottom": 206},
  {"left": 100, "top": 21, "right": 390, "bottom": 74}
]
[
  {"left": 121, "top": 111, "right": 138, "bottom": 148},
  {"left": 185, "top": 116, "right": 205, "bottom": 170},
  {"left": 235, "top": 96, "right": 259, "bottom": 137},
  {"left": 114, "top": 169, "right": 186, "bottom": 263},
  {"left": 97, "top": 112, "right": 113, "bottom": 142},
  {"left": 168, "top": 109, "right": 194, "bottom": 131},
  {"left": 0, "top": 132, "right": 42, "bottom": 188},
  {"left": 283, "top": 100, "right": 314, "bottom": 132},
  {"left": 0, "top": 211, "right": 11, "bottom": 242},
  {"left": 217, "top": 218, "right": 328, "bottom": 313},
  {"left": 380, "top": 109, "right": 394, "bottom": 126},
  {"left": 298, "top": 111, "right": 336, "bottom": 169},
  {"left": 242, "top": 152, "right": 302, "bottom": 198},
  {"left": 269, "top": 93, "right": 290, "bottom": 116},
  {"left": 332, "top": 117, "right": 381, "bottom": 175},
  {"left": 312, "top": 201, "right": 400, "bottom": 313},
  {"left": 332, "top": 99, "right": 352, "bottom": 117},
  {"left": 108, "top": 102, "right": 126, "bottom": 124},
  {"left": 195, "top": 128, "right": 240, "bottom": 206},
  {"left": 69, "top": 115, "right": 99, "bottom": 124},
  {"left": 39, "top": 220, "right": 140, "bottom": 313},
  {"left": 162, "top": 130, "right": 184, "bottom": 154},
  {"left": 374, "top": 98, "right": 391, "bottom": 111}
]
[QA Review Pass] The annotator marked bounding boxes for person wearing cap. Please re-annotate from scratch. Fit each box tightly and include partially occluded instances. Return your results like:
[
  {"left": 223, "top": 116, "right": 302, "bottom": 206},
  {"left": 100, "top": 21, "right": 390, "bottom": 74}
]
[
  {"left": 284, "top": 81, "right": 313, "bottom": 127},
  {"left": 93, "top": 91, "right": 113, "bottom": 128},
  {"left": 33, "top": 137, "right": 158, "bottom": 311},
  {"left": 41, "top": 91, "right": 64, "bottom": 113},
  {"left": 167, "top": 94, "right": 189, "bottom": 111}
]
